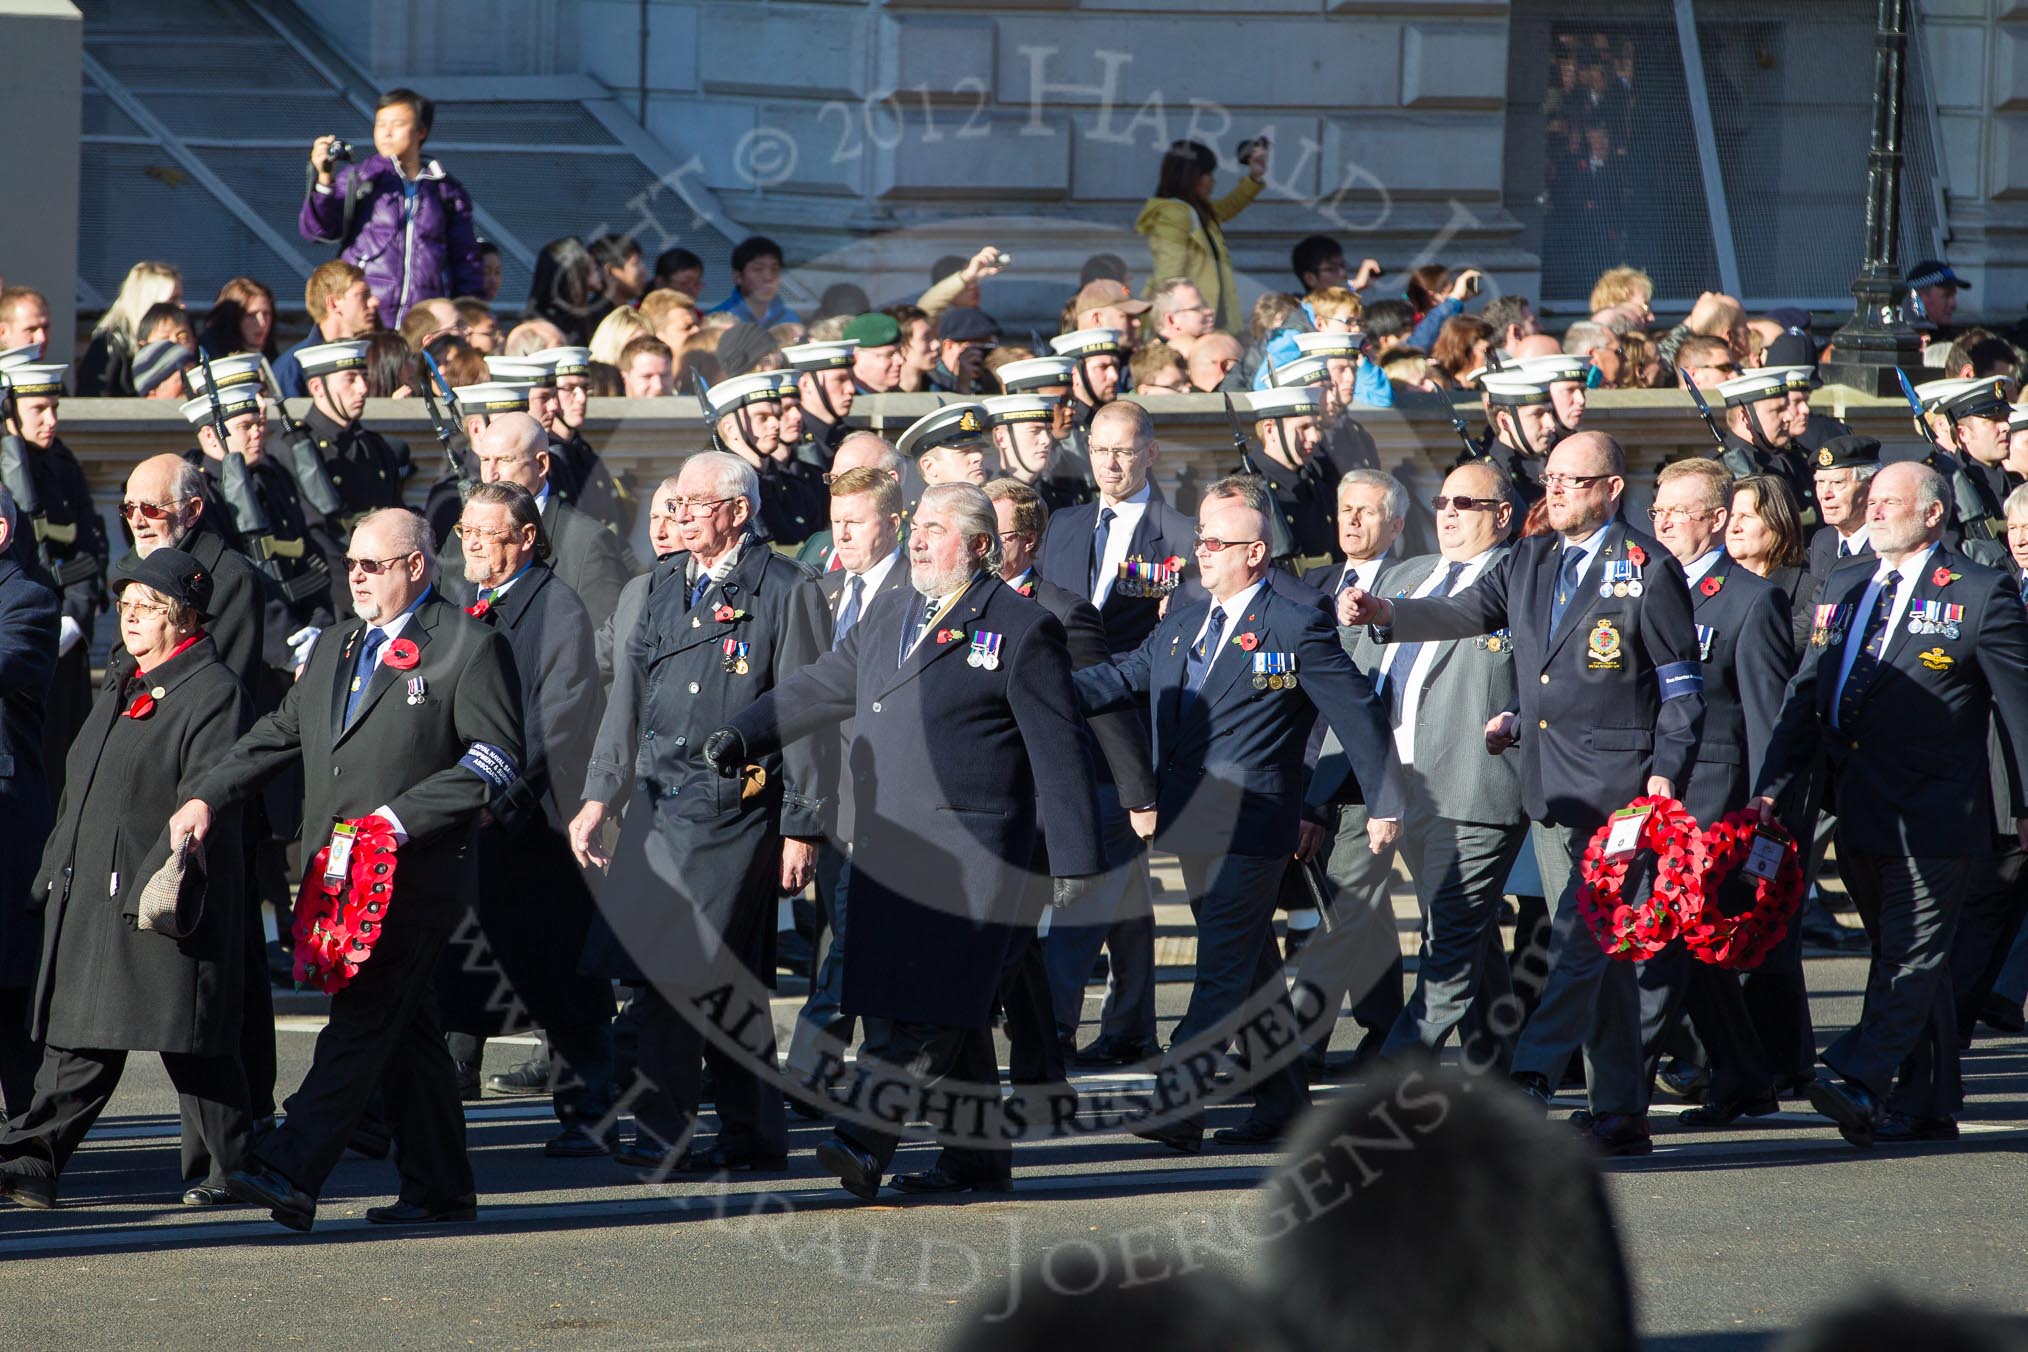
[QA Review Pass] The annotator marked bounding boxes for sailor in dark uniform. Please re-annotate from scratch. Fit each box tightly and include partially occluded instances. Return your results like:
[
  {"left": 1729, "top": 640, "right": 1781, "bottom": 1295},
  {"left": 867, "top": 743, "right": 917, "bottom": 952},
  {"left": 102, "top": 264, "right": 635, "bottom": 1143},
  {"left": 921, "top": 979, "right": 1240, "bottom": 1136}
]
[
  {"left": 297, "top": 341, "right": 405, "bottom": 545},
  {"left": 1464, "top": 372, "right": 1560, "bottom": 512},
  {"left": 530, "top": 345, "right": 632, "bottom": 533},
  {"left": 1912, "top": 375, "right": 2013, "bottom": 567},
  {"left": 1244, "top": 384, "right": 1343, "bottom": 574},
  {"left": 783, "top": 339, "right": 859, "bottom": 471},
  {"left": 996, "top": 354, "right": 1095, "bottom": 508},
  {"left": 1714, "top": 369, "right": 1819, "bottom": 530},
  {"left": 702, "top": 371, "right": 827, "bottom": 549}
]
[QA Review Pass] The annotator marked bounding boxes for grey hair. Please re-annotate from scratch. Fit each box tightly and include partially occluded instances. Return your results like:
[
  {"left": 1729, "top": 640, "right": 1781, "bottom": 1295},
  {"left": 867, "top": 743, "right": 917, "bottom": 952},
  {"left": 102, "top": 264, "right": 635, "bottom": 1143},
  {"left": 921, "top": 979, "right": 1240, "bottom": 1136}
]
[
  {"left": 920, "top": 481, "right": 1003, "bottom": 573},
  {"left": 0, "top": 485, "right": 15, "bottom": 538},
  {"left": 1204, "top": 473, "right": 1273, "bottom": 522},
  {"left": 2008, "top": 483, "right": 2028, "bottom": 521},
  {"left": 681, "top": 449, "right": 762, "bottom": 514},
  {"left": 464, "top": 480, "right": 552, "bottom": 561},
  {"left": 834, "top": 430, "right": 902, "bottom": 478},
  {"left": 1338, "top": 467, "right": 1408, "bottom": 523},
  {"left": 172, "top": 461, "right": 207, "bottom": 506},
  {"left": 1909, "top": 462, "right": 1947, "bottom": 517},
  {"left": 358, "top": 507, "right": 437, "bottom": 580},
  {"left": 1453, "top": 455, "right": 1516, "bottom": 506},
  {"left": 1563, "top": 321, "right": 1610, "bottom": 356}
]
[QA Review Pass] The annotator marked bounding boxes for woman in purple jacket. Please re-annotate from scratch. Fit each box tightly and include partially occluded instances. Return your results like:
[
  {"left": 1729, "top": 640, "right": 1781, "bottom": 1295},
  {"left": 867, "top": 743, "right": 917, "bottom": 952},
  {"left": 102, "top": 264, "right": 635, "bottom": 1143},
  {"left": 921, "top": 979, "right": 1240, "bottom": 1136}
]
[{"left": 300, "top": 88, "right": 485, "bottom": 325}]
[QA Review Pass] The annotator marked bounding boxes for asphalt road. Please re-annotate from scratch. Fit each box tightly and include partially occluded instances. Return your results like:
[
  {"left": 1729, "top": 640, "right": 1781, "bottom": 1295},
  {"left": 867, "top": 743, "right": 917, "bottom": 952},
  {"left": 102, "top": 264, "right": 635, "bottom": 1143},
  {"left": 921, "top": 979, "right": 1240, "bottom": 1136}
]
[{"left": 3, "top": 955, "right": 2026, "bottom": 1350}]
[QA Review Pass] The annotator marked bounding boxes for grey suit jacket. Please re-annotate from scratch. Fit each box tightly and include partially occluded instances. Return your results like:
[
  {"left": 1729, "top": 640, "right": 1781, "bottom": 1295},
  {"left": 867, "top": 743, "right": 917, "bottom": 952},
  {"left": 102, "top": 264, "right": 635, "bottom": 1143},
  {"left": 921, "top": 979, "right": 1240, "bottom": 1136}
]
[{"left": 1309, "top": 549, "right": 1525, "bottom": 827}]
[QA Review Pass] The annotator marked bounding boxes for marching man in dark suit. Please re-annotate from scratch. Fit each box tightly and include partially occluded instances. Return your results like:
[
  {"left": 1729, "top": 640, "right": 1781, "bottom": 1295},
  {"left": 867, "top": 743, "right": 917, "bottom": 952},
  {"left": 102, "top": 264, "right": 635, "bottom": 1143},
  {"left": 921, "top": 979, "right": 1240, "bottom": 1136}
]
[
  {"left": 170, "top": 507, "right": 525, "bottom": 1231},
  {"left": 1752, "top": 460, "right": 2028, "bottom": 1145},
  {"left": 435, "top": 481, "right": 618, "bottom": 1157},
  {"left": 715, "top": 482, "right": 1104, "bottom": 1199},
  {"left": 1034, "top": 401, "right": 1200, "bottom": 1066},
  {"left": 781, "top": 464, "right": 911, "bottom": 1088},
  {"left": 1341, "top": 430, "right": 1706, "bottom": 1156},
  {"left": 1645, "top": 458, "right": 1797, "bottom": 1125},
  {"left": 0, "top": 488, "right": 58, "bottom": 1117},
  {"left": 572, "top": 452, "right": 830, "bottom": 1174},
  {"left": 1078, "top": 474, "right": 1402, "bottom": 1152}
]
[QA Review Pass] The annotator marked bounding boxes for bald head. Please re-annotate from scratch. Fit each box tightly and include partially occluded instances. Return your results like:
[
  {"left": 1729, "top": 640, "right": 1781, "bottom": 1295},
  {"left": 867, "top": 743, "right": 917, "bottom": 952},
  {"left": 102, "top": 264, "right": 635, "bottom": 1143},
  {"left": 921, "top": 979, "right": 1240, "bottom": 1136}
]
[
  {"left": 1510, "top": 333, "right": 1563, "bottom": 361},
  {"left": 1867, "top": 459, "right": 1947, "bottom": 556},
  {"left": 831, "top": 431, "right": 901, "bottom": 480},
  {"left": 474, "top": 411, "right": 551, "bottom": 494},
  {"left": 1542, "top": 431, "right": 1626, "bottom": 538},
  {"left": 1188, "top": 332, "right": 1243, "bottom": 393},
  {"left": 505, "top": 319, "right": 569, "bottom": 356},
  {"left": 125, "top": 452, "right": 208, "bottom": 555}
]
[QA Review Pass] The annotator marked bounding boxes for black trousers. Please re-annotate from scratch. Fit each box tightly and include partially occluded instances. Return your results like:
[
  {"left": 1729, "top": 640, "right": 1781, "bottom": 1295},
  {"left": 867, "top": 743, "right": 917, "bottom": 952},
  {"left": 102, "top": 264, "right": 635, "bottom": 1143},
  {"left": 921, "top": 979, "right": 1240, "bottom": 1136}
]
[
  {"left": 632, "top": 980, "right": 788, "bottom": 1160},
  {"left": 239, "top": 837, "right": 278, "bottom": 1120},
  {"left": 258, "top": 916, "right": 473, "bottom": 1206},
  {"left": 1169, "top": 853, "right": 1310, "bottom": 1129},
  {"left": 0, "top": 1043, "right": 251, "bottom": 1187},
  {"left": 1828, "top": 841, "right": 1970, "bottom": 1120},
  {"left": 0, "top": 987, "right": 39, "bottom": 1121},
  {"left": 1000, "top": 927, "right": 1066, "bottom": 1088},
  {"left": 1949, "top": 842, "right": 2028, "bottom": 1041},
  {"left": 786, "top": 844, "right": 855, "bottom": 1077},
  {"left": 837, "top": 1020, "right": 1010, "bottom": 1181}
]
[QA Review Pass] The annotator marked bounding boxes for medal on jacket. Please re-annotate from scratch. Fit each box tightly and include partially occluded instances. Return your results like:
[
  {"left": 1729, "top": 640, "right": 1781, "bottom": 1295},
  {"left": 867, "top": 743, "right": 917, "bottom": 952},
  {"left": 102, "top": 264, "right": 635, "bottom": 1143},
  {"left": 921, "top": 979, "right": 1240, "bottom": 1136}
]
[
  {"left": 1811, "top": 602, "right": 1850, "bottom": 647},
  {"left": 1252, "top": 651, "right": 1298, "bottom": 689},
  {"left": 722, "top": 638, "right": 751, "bottom": 675},
  {"left": 1477, "top": 627, "right": 1511, "bottom": 653},
  {"left": 1695, "top": 624, "right": 1715, "bottom": 663},
  {"left": 967, "top": 631, "right": 1003, "bottom": 670},
  {"left": 1906, "top": 599, "right": 1962, "bottom": 639},
  {"left": 1599, "top": 558, "right": 1640, "bottom": 599},
  {"left": 406, "top": 676, "right": 426, "bottom": 706}
]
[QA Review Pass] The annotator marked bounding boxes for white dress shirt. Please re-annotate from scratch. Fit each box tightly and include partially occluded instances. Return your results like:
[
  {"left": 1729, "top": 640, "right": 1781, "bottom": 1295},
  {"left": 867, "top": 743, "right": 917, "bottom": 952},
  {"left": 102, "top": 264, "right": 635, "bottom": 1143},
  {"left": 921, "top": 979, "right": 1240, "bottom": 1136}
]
[
  {"left": 1682, "top": 547, "right": 1725, "bottom": 588},
  {"left": 1830, "top": 545, "right": 1935, "bottom": 727},
  {"left": 1091, "top": 482, "right": 1153, "bottom": 607},
  {"left": 1378, "top": 547, "right": 1499, "bottom": 763}
]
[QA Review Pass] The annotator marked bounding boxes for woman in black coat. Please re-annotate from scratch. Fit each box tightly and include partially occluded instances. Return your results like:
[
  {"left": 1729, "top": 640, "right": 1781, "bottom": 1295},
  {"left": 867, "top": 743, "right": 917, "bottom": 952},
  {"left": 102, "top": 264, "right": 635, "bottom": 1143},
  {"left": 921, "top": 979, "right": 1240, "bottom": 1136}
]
[
  {"left": 0, "top": 548, "right": 255, "bottom": 1211},
  {"left": 1727, "top": 473, "right": 1821, "bottom": 662}
]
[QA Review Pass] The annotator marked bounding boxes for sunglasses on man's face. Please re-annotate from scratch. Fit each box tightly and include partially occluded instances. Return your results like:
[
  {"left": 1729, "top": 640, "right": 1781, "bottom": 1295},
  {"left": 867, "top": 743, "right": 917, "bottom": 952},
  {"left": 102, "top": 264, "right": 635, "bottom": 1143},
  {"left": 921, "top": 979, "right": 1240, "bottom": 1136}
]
[{"left": 1431, "top": 495, "right": 1501, "bottom": 512}]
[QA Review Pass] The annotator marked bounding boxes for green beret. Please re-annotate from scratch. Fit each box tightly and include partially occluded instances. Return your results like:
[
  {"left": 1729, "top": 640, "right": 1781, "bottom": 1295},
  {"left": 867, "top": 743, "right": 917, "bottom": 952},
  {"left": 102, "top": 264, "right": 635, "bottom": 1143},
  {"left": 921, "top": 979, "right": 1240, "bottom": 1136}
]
[{"left": 843, "top": 313, "right": 901, "bottom": 348}]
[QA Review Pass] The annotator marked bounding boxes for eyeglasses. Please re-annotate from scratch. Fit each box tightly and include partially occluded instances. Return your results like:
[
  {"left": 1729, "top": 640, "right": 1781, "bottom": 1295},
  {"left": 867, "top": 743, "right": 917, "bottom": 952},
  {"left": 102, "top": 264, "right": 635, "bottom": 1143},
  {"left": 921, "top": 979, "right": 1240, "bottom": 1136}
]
[
  {"left": 116, "top": 598, "right": 169, "bottom": 620},
  {"left": 666, "top": 496, "right": 734, "bottom": 517},
  {"left": 1088, "top": 445, "right": 1144, "bottom": 462},
  {"left": 1648, "top": 506, "right": 1714, "bottom": 523},
  {"left": 452, "top": 523, "right": 520, "bottom": 543},
  {"left": 120, "top": 499, "right": 182, "bottom": 522},
  {"left": 1193, "top": 534, "right": 1262, "bottom": 553},
  {"left": 1432, "top": 495, "right": 1501, "bottom": 512},
  {"left": 1540, "top": 473, "right": 1615, "bottom": 491},
  {"left": 343, "top": 552, "right": 419, "bottom": 575}
]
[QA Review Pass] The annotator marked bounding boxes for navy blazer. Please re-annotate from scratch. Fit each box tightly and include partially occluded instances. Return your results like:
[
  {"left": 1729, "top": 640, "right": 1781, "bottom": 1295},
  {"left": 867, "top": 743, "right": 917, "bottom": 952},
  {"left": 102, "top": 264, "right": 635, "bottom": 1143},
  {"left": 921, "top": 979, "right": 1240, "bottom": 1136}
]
[
  {"left": 0, "top": 556, "right": 58, "bottom": 990},
  {"left": 731, "top": 573, "right": 1104, "bottom": 1028},
  {"left": 1757, "top": 546, "right": 2028, "bottom": 854},
  {"left": 1678, "top": 558, "right": 1792, "bottom": 825},
  {"left": 1076, "top": 572, "right": 1399, "bottom": 859},
  {"left": 1037, "top": 491, "right": 1205, "bottom": 654},
  {"left": 1385, "top": 520, "right": 1705, "bottom": 831}
]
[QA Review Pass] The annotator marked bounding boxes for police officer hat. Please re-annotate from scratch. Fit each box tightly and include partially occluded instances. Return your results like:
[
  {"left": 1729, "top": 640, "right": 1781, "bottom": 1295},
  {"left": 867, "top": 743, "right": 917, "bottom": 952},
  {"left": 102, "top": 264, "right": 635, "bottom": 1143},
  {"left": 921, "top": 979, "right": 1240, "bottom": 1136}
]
[
  {"left": 1715, "top": 369, "right": 1790, "bottom": 408},
  {"left": 529, "top": 346, "right": 593, "bottom": 378},
  {"left": 994, "top": 355, "right": 1076, "bottom": 393},
  {"left": 178, "top": 385, "right": 263, "bottom": 427},
  {"left": 485, "top": 355, "right": 557, "bottom": 386},
  {"left": 782, "top": 340, "right": 858, "bottom": 373},
  {"left": 981, "top": 393, "right": 1056, "bottom": 427},
  {"left": 297, "top": 341, "right": 371, "bottom": 379},
  {"left": 700, "top": 370, "right": 785, "bottom": 420},
  {"left": 1937, "top": 377, "right": 2012, "bottom": 423},
  {"left": 1479, "top": 373, "right": 1554, "bottom": 408},
  {"left": 1812, "top": 434, "right": 1881, "bottom": 472},
  {"left": 1907, "top": 259, "right": 1969, "bottom": 291},
  {"left": 896, "top": 402, "right": 991, "bottom": 460},
  {"left": 1049, "top": 329, "right": 1125, "bottom": 361},
  {"left": 453, "top": 381, "right": 534, "bottom": 414},
  {"left": 843, "top": 313, "right": 901, "bottom": 349},
  {"left": 113, "top": 545, "right": 214, "bottom": 620},
  {"left": 184, "top": 352, "right": 264, "bottom": 395},
  {"left": 1246, "top": 385, "right": 1326, "bottom": 419}
]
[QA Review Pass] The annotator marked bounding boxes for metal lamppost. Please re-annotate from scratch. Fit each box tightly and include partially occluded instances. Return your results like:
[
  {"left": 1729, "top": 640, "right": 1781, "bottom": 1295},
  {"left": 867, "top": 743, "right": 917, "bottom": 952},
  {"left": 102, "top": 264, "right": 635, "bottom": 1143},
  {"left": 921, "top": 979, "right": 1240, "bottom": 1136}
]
[{"left": 1823, "top": 0, "right": 1924, "bottom": 396}]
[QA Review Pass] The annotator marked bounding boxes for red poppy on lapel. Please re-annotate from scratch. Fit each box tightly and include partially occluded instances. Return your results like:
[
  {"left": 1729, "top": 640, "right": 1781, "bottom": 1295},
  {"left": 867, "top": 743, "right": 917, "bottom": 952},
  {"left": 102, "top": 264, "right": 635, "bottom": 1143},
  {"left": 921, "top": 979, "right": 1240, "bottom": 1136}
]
[
  {"left": 465, "top": 598, "right": 491, "bottom": 619},
  {"left": 1699, "top": 576, "right": 1722, "bottom": 597},
  {"left": 1932, "top": 565, "right": 1960, "bottom": 588},
  {"left": 1236, "top": 631, "right": 1260, "bottom": 652},
  {"left": 715, "top": 604, "right": 736, "bottom": 622},
  {"left": 1163, "top": 555, "right": 1186, "bottom": 571},
  {"left": 384, "top": 638, "right": 421, "bottom": 671},
  {"left": 124, "top": 691, "right": 155, "bottom": 720},
  {"left": 1626, "top": 544, "right": 1648, "bottom": 567},
  {"left": 936, "top": 628, "right": 964, "bottom": 644}
]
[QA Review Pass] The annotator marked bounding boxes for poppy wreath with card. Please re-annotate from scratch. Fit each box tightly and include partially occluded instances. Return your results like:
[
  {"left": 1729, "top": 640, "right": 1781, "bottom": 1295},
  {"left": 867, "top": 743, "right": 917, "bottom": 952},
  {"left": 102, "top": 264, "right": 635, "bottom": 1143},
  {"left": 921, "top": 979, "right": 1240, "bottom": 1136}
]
[
  {"left": 1576, "top": 795, "right": 1709, "bottom": 960},
  {"left": 1680, "top": 810, "right": 1804, "bottom": 970},
  {"left": 292, "top": 814, "right": 400, "bottom": 994}
]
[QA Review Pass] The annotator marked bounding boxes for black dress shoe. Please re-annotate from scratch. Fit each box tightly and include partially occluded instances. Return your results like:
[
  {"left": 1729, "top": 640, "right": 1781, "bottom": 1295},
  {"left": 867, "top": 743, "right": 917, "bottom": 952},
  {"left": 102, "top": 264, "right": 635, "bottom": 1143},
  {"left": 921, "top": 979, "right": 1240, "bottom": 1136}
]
[
  {"left": 670, "top": 1146, "right": 789, "bottom": 1174},
  {"left": 1211, "top": 1120, "right": 1287, "bottom": 1147},
  {"left": 1656, "top": 1060, "right": 1710, "bottom": 1103},
  {"left": 814, "top": 1136, "right": 883, "bottom": 1201},
  {"left": 1874, "top": 1112, "right": 1960, "bottom": 1143},
  {"left": 1678, "top": 1095, "right": 1779, "bottom": 1127},
  {"left": 0, "top": 1163, "right": 57, "bottom": 1210},
  {"left": 893, "top": 1167, "right": 1013, "bottom": 1195},
  {"left": 1582, "top": 1114, "right": 1653, "bottom": 1157},
  {"left": 1074, "top": 1035, "right": 1163, "bottom": 1067},
  {"left": 543, "top": 1129, "right": 614, "bottom": 1159},
  {"left": 1511, "top": 1072, "right": 1551, "bottom": 1106},
  {"left": 181, "top": 1183, "right": 238, "bottom": 1207},
  {"left": 226, "top": 1167, "right": 316, "bottom": 1232},
  {"left": 451, "top": 1060, "right": 481, "bottom": 1102},
  {"left": 1566, "top": 1108, "right": 1597, "bottom": 1132},
  {"left": 485, "top": 1058, "right": 555, "bottom": 1097},
  {"left": 1805, "top": 1074, "right": 1880, "bottom": 1148},
  {"left": 366, "top": 1197, "right": 478, "bottom": 1225},
  {"left": 1773, "top": 1073, "right": 1816, "bottom": 1098},
  {"left": 1131, "top": 1119, "right": 1204, "bottom": 1154},
  {"left": 611, "top": 1139, "right": 680, "bottom": 1171},
  {"left": 1980, "top": 994, "right": 2027, "bottom": 1035}
]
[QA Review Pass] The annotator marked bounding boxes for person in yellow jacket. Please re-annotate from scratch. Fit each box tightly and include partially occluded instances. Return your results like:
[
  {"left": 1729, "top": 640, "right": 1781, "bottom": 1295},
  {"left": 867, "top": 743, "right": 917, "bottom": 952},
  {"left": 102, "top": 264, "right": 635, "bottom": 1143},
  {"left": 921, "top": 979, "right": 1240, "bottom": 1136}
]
[{"left": 1134, "top": 138, "right": 1270, "bottom": 335}]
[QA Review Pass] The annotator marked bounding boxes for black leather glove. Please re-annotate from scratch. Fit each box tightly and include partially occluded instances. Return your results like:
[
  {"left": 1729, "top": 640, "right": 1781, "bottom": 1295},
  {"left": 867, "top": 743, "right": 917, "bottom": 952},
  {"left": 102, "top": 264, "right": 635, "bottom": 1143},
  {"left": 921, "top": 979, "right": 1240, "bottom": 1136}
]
[
  {"left": 703, "top": 727, "right": 746, "bottom": 778},
  {"left": 1052, "top": 874, "right": 1101, "bottom": 909}
]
